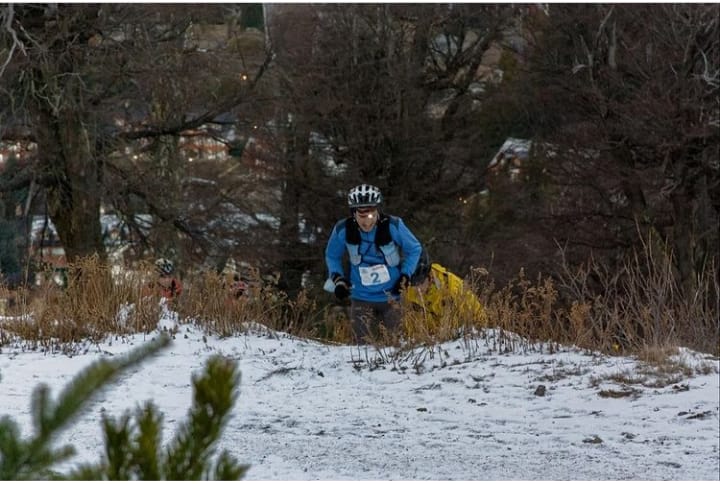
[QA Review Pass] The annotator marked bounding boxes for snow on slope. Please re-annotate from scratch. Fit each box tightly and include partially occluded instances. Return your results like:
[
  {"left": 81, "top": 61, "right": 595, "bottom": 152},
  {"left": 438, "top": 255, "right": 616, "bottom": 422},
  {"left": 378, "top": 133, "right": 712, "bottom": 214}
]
[{"left": 1, "top": 318, "right": 718, "bottom": 480}]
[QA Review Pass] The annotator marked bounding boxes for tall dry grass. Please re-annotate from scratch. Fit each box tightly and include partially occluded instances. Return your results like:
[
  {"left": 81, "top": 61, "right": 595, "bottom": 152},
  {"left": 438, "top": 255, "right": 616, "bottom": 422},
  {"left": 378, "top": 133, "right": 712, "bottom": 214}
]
[
  {"left": 1, "top": 232, "right": 717, "bottom": 361},
  {"left": 0, "top": 256, "right": 160, "bottom": 348},
  {"left": 460, "top": 234, "right": 718, "bottom": 358},
  {"left": 173, "top": 266, "right": 332, "bottom": 338},
  {"left": 553, "top": 235, "right": 719, "bottom": 356},
  {"left": 395, "top": 231, "right": 718, "bottom": 360},
  {"left": 175, "top": 268, "right": 286, "bottom": 337}
]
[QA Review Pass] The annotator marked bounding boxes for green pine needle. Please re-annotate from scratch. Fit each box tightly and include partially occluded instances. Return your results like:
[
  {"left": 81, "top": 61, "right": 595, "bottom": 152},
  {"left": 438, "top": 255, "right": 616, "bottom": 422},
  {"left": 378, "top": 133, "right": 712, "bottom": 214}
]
[
  {"left": 0, "top": 333, "right": 170, "bottom": 480},
  {"left": 1, "top": 334, "right": 249, "bottom": 481}
]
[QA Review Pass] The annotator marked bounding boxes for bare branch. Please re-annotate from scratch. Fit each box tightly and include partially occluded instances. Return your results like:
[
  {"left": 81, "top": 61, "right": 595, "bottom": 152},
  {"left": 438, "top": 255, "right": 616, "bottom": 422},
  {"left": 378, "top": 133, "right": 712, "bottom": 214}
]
[
  {"left": 0, "top": 5, "right": 26, "bottom": 78},
  {"left": 698, "top": 50, "right": 719, "bottom": 88}
]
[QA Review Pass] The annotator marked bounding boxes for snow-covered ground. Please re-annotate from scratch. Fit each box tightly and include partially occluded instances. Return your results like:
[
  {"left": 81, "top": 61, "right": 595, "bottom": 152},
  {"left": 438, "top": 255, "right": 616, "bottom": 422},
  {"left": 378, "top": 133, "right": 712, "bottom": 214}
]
[{"left": 1, "top": 314, "right": 718, "bottom": 480}]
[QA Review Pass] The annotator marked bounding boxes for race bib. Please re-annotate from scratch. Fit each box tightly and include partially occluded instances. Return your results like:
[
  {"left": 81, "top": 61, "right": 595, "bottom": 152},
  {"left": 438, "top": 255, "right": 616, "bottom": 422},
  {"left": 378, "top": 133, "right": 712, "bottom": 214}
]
[{"left": 359, "top": 264, "right": 391, "bottom": 286}]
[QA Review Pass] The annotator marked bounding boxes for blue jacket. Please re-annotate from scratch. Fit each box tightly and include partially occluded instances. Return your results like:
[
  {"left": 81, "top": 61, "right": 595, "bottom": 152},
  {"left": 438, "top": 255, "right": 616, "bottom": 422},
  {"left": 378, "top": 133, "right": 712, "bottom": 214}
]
[{"left": 325, "top": 214, "right": 422, "bottom": 302}]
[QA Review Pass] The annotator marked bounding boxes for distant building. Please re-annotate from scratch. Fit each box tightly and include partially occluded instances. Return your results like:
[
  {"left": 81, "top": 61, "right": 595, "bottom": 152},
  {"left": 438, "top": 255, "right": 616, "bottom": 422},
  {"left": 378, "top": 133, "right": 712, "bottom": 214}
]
[{"left": 487, "top": 137, "right": 532, "bottom": 182}]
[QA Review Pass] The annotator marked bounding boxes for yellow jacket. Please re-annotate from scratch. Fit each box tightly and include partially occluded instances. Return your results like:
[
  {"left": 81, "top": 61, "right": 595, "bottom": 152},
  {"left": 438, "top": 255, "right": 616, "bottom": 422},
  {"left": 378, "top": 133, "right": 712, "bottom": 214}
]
[{"left": 404, "top": 263, "right": 486, "bottom": 337}]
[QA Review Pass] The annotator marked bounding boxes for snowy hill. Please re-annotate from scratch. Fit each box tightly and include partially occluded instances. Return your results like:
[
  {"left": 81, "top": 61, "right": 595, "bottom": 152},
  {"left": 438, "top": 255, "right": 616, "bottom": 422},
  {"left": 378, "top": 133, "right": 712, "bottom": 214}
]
[{"left": 1, "top": 316, "right": 718, "bottom": 480}]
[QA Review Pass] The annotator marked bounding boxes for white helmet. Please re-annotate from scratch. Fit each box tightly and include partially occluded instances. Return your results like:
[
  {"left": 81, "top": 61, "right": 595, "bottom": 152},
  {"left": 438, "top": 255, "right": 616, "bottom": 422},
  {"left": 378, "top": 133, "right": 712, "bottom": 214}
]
[
  {"left": 222, "top": 257, "right": 238, "bottom": 276},
  {"left": 347, "top": 184, "right": 383, "bottom": 208},
  {"left": 155, "top": 258, "right": 174, "bottom": 275}
]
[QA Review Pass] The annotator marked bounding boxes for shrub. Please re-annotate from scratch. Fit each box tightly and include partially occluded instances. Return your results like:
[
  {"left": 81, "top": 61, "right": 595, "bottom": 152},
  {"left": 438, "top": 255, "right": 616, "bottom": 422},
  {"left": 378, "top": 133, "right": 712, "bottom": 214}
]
[
  {"left": 554, "top": 234, "right": 719, "bottom": 356},
  {"left": 2, "top": 240, "right": 716, "bottom": 361},
  {"left": 1, "top": 256, "right": 160, "bottom": 348},
  {"left": 176, "top": 267, "right": 286, "bottom": 337}
]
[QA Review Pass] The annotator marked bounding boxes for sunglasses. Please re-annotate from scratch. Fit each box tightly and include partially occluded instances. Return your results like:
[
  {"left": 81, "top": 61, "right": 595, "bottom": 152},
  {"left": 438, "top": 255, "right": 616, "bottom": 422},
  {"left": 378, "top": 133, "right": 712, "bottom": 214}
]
[{"left": 354, "top": 207, "right": 377, "bottom": 217}]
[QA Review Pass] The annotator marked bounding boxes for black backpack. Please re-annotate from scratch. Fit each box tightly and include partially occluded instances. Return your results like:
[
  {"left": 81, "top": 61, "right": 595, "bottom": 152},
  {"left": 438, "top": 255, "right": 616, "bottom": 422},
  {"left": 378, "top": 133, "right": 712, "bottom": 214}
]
[{"left": 345, "top": 214, "right": 430, "bottom": 285}]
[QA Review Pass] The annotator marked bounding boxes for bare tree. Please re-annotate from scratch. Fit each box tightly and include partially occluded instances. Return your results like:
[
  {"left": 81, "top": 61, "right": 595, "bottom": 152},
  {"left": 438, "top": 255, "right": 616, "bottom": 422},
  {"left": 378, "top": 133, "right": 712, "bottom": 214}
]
[
  {"left": 0, "top": 4, "right": 272, "bottom": 269},
  {"left": 265, "top": 4, "right": 517, "bottom": 284},
  {"left": 522, "top": 4, "right": 719, "bottom": 294}
]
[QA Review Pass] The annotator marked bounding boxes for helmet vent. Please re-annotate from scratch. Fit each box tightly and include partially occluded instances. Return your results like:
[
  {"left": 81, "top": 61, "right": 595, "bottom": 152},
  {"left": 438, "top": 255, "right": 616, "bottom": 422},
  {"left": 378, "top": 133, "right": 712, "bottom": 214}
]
[{"left": 347, "top": 184, "right": 383, "bottom": 208}]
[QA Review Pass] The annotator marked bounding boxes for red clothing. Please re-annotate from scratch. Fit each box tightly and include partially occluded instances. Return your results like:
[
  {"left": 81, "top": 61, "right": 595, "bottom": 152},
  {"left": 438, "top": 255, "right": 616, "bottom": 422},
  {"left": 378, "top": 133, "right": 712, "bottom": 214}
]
[
  {"left": 229, "top": 279, "right": 248, "bottom": 298},
  {"left": 158, "top": 277, "right": 183, "bottom": 299}
]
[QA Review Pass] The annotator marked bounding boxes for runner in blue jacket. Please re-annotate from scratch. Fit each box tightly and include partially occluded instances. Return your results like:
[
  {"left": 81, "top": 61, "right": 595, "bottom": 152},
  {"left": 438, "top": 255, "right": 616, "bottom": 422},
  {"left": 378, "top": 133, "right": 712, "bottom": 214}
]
[{"left": 325, "top": 184, "right": 422, "bottom": 344}]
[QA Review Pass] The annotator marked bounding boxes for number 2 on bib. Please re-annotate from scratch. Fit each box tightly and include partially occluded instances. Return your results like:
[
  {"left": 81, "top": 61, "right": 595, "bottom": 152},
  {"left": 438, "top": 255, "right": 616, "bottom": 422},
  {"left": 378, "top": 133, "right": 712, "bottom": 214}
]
[{"left": 359, "top": 264, "right": 391, "bottom": 286}]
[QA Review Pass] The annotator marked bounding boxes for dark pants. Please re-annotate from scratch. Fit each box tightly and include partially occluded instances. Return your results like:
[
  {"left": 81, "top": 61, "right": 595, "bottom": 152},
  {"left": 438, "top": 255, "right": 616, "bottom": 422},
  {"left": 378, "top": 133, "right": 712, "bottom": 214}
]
[{"left": 350, "top": 299, "right": 402, "bottom": 344}]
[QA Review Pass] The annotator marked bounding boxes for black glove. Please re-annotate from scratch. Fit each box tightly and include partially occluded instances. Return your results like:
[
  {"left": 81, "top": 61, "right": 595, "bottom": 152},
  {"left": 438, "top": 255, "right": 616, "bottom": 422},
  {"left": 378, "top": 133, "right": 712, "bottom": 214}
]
[
  {"left": 332, "top": 274, "right": 351, "bottom": 300},
  {"left": 392, "top": 274, "right": 410, "bottom": 295}
]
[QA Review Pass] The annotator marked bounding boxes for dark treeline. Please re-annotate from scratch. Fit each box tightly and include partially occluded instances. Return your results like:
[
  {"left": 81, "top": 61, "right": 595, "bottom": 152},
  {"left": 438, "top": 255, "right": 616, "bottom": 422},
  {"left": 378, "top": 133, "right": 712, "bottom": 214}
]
[{"left": 0, "top": 4, "right": 717, "bottom": 305}]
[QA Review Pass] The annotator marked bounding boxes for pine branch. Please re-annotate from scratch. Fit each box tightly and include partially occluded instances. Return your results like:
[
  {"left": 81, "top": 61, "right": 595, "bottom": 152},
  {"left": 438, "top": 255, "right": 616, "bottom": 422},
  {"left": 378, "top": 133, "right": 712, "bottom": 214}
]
[
  {"left": 2, "top": 335, "right": 248, "bottom": 481},
  {"left": 163, "top": 356, "right": 240, "bottom": 479},
  {"left": 212, "top": 450, "right": 247, "bottom": 481},
  {"left": 130, "top": 403, "right": 163, "bottom": 480},
  {"left": 0, "top": 333, "right": 171, "bottom": 480},
  {"left": 102, "top": 414, "right": 133, "bottom": 480}
]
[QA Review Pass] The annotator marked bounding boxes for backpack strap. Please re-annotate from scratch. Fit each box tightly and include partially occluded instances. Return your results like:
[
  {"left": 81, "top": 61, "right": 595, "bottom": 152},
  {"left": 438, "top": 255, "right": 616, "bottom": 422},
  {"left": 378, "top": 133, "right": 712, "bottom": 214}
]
[
  {"left": 343, "top": 217, "right": 362, "bottom": 265},
  {"left": 375, "top": 215, "right": 400, "bottom": 267},
  {"left": 374, "top": 213, "right": 392, "bottom": 247},
  {"left": 344, "top": 217, "right": 361, "bottom": 244},
  {"left": 343, "top": 214, "right": 401, "bottom": 267}
]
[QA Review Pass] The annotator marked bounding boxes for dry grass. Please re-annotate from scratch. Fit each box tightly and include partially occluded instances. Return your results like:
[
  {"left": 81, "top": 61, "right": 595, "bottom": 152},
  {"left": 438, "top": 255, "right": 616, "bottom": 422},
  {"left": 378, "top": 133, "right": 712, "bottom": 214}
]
[
  {"left": 597, "top": 387, "right": 642, "bottom": 399},
  {"left": 175, "top": 268, "right": 282, "bottom": 337},
  {"left": 1, "top": 230, "right": 717, "bottom": 372},
  {"left": 553, "top": 233, "right": 719, "bottom": 358},
  {"left": 1, "top": 256, "right": 160, "bottom": 349},
  {"left": 175, "top": 268, "right": 330, "bottom": 339},
  {"left": 394, "top": 230, "right": 718, "bottom": 371},
  {"left": 314, "top": 305, "right": 354, "bottom": 343},
  {"left": 0, "top": 256, "right": 329, "bottom": 350},
  {"left": 423, "top": 231, "right": 718, "bottom": 364},
  {"left": 477, "top": 269, "right": 565, "bottom": 351},
  {"left": 401, "top": 283, "right": 485, "bottom": 345}
]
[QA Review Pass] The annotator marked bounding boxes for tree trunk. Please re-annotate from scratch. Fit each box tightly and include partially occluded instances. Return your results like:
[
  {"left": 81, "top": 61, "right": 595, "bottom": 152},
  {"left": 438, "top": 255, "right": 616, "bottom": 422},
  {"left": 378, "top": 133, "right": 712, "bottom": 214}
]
[
  {"left": 42, "top": 108, "right": 106, "bottom": 263},
  {"left": 671, "top": 191, "right": 694, "bottom": 297},
  {"left": 277, "top": 122, "right": 309, "bottom": 295},
  {"left": 151, "top": 134, "right": 183, "bottom": 260}
]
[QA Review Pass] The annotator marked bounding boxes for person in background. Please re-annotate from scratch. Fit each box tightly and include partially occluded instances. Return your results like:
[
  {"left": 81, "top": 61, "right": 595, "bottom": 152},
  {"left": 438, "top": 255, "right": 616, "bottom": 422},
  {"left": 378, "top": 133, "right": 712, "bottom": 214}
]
[
  {"left": 325, "top": 183, "right": 423, "bottom": 344},
  {"left": 228, "top": 273, "right": 249, "bottom": 299},
  {"left": 222, "top": 257, "right": 250, "bottom": 300},
  {"left": 403, "top": 262, "right": 486, "bottom": 338},
  {"left": 154, "top": 258, "right": 183, "bottom": 300}
]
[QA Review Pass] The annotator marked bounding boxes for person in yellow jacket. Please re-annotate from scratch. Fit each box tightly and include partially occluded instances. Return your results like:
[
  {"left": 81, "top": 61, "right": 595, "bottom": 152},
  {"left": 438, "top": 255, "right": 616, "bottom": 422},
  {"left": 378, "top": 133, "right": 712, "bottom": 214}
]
[{"left": 402, "top": 262, "right": 486, "bottom": 340}]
